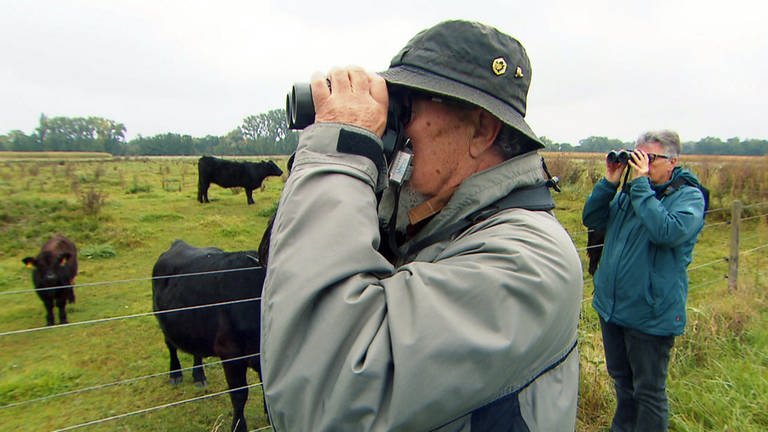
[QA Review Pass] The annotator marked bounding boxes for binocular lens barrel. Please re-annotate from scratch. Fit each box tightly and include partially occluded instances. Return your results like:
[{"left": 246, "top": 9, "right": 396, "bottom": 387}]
[
  {"left": 606, "top": 149, "right": 631, "bottom": 164},
  {"left": 286, "top": 83, "right": 315, "bottom": 130}
]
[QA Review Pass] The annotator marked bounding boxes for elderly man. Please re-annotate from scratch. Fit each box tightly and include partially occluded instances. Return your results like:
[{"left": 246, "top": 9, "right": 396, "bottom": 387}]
[
  {"left": 582, "top": 130, "right": 706, "bottom": 431},
  {"left": 261, "top": 20, "right": 582, "bottom": 431}
]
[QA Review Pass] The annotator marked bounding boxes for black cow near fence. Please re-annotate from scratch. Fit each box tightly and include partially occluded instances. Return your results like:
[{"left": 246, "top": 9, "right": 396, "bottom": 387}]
[
  {"left": 152, "top": 240, "right": 266, "bottom": 432},
  {"left": 586, "top": 229, "right": 606, "bottom": 276},
  {"left": 197, "top": 156, "right": 283, "bottom": 205},
  {"left": 22, "top": 235, "right": 78, "bottom": 326}
]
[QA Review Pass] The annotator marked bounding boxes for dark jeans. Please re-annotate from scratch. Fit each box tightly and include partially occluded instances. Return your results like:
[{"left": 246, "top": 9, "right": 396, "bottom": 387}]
[{"left": 599, "top": 317, "right": 675, "bottom": 432}]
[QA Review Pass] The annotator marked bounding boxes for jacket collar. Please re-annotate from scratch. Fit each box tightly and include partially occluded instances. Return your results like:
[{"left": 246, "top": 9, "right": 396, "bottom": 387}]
[{"left": 408, "top": 151, "right": 546, "bottom": 244}]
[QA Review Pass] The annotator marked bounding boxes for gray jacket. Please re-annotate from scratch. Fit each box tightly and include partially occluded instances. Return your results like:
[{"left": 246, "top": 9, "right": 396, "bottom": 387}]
[{"left": 261, "top": 123, "right": 583, "bottom": 431}]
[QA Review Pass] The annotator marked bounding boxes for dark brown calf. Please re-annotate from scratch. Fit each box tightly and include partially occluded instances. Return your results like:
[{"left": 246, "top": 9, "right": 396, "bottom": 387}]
[{"left": 22, "top": 235, "right": 78, "bottom": 326}]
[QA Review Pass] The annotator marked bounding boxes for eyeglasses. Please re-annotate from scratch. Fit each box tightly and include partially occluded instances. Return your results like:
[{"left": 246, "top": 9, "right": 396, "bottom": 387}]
[{"left": 647, "top": 153, "right": 671, "bottom": 163}]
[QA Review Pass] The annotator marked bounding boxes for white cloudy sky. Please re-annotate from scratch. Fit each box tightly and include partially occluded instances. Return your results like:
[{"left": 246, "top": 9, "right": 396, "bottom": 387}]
[{"left": 1, "top": 0, "right": 766, "bottom": 144}]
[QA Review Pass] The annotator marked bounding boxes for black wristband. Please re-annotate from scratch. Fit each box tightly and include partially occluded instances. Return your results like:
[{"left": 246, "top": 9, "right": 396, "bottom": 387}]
[{"left": 337, "top": 129, "right": 386, "bottom": 176}]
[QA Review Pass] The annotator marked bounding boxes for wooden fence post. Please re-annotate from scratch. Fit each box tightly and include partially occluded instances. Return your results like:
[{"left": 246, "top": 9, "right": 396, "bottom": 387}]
[{"left": 728, "top": 200, "right": 742, "bottom": 292}]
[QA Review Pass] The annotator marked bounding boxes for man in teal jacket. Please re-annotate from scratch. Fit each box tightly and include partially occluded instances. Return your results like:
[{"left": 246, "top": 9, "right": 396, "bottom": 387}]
[{"left": 582, "top": 130, "right": 705, "bottom": 431}]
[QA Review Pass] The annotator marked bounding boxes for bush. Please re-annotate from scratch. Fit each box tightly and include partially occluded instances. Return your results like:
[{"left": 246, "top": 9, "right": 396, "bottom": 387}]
[
  {"left": 80, "top": 187, "right": 107, "bottom": 215},
  {"left": 126, "top": 175, "right": 151, "bottom": 194},
  {"left": 80, "top": 243, "right": 117, "bottom": 259}
]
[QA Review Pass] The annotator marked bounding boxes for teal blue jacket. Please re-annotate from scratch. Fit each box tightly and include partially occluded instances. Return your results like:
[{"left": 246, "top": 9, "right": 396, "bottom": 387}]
[{"left": 582, "top": 167, "right": 705, "bottom": 336}]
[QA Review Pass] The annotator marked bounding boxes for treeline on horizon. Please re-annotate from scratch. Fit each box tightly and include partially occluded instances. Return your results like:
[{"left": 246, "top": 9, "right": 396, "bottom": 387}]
[{"left": 2, "top": 111, "right": 767, "bottom": 156}]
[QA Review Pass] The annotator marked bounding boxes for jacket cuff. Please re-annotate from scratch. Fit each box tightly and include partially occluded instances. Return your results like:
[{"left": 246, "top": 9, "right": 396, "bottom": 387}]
[
  {"left": 597, "top": 178, "right": 620, "bottom": 191},
  {"left": 295, "top": 123, "right": 387, "bottom": 191},
  {"left": 629, "top": 176, "right": 651, "bottom": 191}
]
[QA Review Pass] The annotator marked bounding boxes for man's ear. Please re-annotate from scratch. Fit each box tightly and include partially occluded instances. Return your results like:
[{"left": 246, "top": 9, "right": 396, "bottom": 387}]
[{"left": 469, "top": 110, "right": 501, "bottom": 158}]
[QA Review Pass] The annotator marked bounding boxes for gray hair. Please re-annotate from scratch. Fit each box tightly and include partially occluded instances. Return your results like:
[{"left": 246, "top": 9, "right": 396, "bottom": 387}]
[{"left": 635, "top": 130, "right": 681, "bottom": 157}]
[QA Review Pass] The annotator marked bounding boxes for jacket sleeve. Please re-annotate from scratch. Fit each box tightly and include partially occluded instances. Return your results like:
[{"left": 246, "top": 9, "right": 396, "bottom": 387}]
[
  {"left": 582, "top": 178, "right": 619, "bottom": 231},
  {"left": 628, "top": 178, "right": 705, "bottom": 247},
  {"left": 260, "top": 123, "right": 582, "bottom": 432}
]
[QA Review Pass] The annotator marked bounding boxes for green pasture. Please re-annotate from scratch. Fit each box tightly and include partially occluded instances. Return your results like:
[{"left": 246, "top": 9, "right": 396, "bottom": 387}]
[{"left": 0, "top": 154, "right": 766, "bottom": 431}]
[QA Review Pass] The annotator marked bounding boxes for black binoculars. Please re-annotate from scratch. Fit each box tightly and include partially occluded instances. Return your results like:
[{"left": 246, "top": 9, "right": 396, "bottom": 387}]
[{"left": 606, "top": 149, "right": 632, "bottom": 164}]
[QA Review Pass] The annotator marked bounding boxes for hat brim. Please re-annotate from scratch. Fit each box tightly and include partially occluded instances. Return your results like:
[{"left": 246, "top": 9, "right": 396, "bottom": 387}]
[{"left": 380, "top": 65, "right": 543, "bottom": 149}]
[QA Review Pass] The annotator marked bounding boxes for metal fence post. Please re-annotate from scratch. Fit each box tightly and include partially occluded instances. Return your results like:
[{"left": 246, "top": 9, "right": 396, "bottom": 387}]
[{"left": 728, "top": 200, "right": 742, "bottom": 292}]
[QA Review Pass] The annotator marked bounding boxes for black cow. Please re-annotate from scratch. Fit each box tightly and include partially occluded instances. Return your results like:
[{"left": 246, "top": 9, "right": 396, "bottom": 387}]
[
  {"left": 22, "top": 235, "right": 78, "bottom": 326},
  {"left": 197, "top": 156, "right": 283, "bottom": 205},
  {"left": 152, "top": 240, "right": 265, "bottom": 432},
  {"left": 586, "top": 230, "right": 606, "bottom": 276}
]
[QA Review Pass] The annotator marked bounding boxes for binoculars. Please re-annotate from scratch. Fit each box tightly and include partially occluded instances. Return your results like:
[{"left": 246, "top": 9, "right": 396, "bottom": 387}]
[
  {"left": 285, "top": 82, "right": 408, "bottom": 163},
  {"left": 606, "top": 149, "right": 632, "bottom": 164}
]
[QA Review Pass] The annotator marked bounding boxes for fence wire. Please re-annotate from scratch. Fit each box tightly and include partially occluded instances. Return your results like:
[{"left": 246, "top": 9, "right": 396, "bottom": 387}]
[
  {"left": 0, "top": 353, "right": 260, "bottom": 411},
  {"left": 2, "top": 265, "right": 262, "bottom": 297},
  {"left": 0, "top": 295, "right": 262, "bottom": 338},
  {"left": 53, "top": 383, "right": 265, "bottom": 432}
]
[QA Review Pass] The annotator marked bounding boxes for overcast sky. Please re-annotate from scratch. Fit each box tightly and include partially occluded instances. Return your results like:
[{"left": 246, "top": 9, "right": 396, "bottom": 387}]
[{"left": 2, "top": 0, "right": 766, "bottom": 145}]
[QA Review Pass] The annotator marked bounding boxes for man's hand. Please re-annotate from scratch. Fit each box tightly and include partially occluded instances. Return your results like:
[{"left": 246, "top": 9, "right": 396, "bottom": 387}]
[
  {"left": 311, "top": 66, "right": 388, "bottom": 137},
  {"left": 605, "top": 160, "right": 627, "bottom": 185},
  {"left": 628, "top": 149, "right": 650, "bottom": 181}
]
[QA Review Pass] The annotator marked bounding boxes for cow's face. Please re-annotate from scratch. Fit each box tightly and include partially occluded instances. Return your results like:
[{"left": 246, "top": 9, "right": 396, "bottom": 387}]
[
  {"left": 266, "top": 161, "right": 283, "bottom": 177},
  {"left": 23, "top": 252, "right": 73, "bottom": 288}
]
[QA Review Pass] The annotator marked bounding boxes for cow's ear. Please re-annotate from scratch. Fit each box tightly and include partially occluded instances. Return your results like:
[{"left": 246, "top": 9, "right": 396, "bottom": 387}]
[
  {"left": 22, "top": 257, "right": 36, "bottom": 268},
  {"left": 58, "top": 253, "right": 72, "bottom": 266}
]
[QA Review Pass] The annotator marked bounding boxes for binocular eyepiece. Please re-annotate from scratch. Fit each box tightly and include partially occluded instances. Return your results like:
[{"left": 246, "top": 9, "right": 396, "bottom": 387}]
[{"left": 606, "top": 149, "right": 632, "bottom": 164}]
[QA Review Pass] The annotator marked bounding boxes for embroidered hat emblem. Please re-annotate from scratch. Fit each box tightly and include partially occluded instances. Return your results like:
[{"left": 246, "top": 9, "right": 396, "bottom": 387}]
[
  {"left": 492, "top": 57, "right": 507, "bottom": 76},
  {"left": 514, "top": 66, "right": 524, "bottom": 78}
]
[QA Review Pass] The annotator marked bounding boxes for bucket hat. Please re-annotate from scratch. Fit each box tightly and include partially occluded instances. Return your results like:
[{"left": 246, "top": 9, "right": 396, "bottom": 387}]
[{"left": 380, "top": 20, "right": 543, "bottom": 149}]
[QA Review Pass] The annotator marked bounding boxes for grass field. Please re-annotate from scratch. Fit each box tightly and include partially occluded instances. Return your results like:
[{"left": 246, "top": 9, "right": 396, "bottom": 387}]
[{"left": 0, "top": 153, "right": 766, "bottom": 431}]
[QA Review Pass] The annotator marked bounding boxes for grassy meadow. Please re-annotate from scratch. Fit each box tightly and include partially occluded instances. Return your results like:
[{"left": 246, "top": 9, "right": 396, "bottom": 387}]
[{"left": 0, "top": 152, "right": 766, "bottom": 431}]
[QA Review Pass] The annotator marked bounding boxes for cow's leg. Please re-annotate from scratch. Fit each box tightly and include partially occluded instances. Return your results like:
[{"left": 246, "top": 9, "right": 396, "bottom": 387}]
[
  {"left": 245, "top": 189, "right": 254, "bottom": 205},
  {"left": 212, "top": 313, "right": 249, "bottom": 430},
  {"left": 198, "top": 180, "right": 210, "bottom": 203},
  {"left": 250, "top": 359, "right": 269, "bottom": 416},
  {"left": 166, "top": 339, "right": 183, "bottom": 385},
  {"left": 222, "top": 360, "right": 249, "bottom": 432},
  {"left": 192, "top": 356, "right": 207, "bottom": 388},
  {"left": 55, "top": 294, "right": 68, "bottom": 325},
  {"left": 41, "top": 296, "right": 55, "bottom": 326}
]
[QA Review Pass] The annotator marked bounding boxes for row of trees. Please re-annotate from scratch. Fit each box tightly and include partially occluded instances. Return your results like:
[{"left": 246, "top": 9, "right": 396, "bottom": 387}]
[
  {"left": 0, "top": 110, "right": 299, "bottom": 156},
  {"left": 2, "top": 111, "right": 767, "bottom": 156},
  {"left": 3, "top": 114, "right": 128, "bottom": 154}
]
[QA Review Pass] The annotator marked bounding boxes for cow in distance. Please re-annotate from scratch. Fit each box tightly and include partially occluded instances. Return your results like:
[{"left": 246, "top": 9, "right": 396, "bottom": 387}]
[
  {"left": 152, "top": 239, "right": 266, "bottom": 432},
  {"left": 22, "top": 235, "right": 78, "bottom": 326},
  {"left": 197, "top": 156, "right": 283, "bottom": 205}
]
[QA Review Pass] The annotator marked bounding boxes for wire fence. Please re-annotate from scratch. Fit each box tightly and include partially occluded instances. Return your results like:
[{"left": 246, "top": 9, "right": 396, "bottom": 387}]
[
  {"left": 0, "top": 296, "right": 262, "bottom": 337},
  {"left": 53, "top": 383, "right": 265, "bottom": 432},
  {"left": 0, "top": 265, "right": 262, "bottom": 297},
  {"left": 1, "top": 201, "right": 766, "bottom": 431},
  {"left": 0, "top": 353, "right": 260, "bottom": 411}
]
